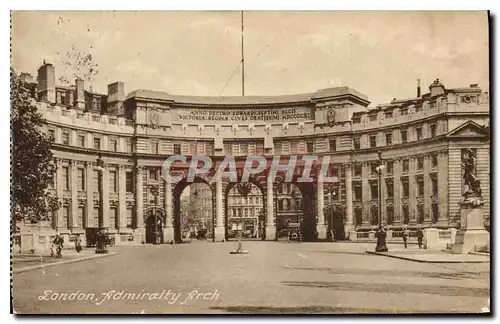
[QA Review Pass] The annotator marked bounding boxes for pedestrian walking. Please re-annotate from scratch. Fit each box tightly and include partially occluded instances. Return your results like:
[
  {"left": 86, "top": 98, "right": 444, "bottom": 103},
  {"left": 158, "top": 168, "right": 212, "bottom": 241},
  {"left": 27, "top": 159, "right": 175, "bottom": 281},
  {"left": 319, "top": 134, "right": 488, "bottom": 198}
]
[
  {"left": 402, "top": 227, "right": 409, "bottom": 249},
  {"left": 75, "top": 234, "right": 82, "bottom": 253},
  {"left": 53, "top": 233, "right": 64, "bottom": 258},
  {"left": 417, "top": 227, "right": 424, "bottom": 249}
]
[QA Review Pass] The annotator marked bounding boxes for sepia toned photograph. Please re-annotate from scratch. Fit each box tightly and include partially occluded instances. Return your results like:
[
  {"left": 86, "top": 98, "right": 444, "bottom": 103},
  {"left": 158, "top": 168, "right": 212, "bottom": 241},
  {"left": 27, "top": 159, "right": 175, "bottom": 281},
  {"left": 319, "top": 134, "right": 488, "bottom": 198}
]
[{"left": 10, "top": 10, "right": 490, "bottom": 315}]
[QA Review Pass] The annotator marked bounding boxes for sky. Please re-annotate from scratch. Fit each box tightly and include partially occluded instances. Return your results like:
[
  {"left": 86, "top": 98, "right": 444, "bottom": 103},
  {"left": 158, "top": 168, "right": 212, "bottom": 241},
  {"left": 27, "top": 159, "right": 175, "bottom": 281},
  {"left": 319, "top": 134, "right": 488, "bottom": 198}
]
[{"left": 11, "top": 11, "right": 489, "bottom": 106}]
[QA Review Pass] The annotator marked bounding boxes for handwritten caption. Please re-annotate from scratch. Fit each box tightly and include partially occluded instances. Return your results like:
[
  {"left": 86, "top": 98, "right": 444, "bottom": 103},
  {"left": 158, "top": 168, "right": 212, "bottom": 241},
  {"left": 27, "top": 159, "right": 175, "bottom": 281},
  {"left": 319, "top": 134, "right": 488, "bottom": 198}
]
[{"left": 37, "top": 289, "right": 221, "bottom": 306}]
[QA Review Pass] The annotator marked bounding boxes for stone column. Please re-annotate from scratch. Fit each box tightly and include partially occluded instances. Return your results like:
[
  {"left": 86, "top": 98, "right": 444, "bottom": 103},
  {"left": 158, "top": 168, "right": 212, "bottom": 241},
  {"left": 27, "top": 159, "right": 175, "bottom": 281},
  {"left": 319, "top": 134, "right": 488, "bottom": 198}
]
[
  {"left": 316, "top": 174, "right": 327, "bottom": 240},
  {"left": 361, "top": 163, "right": 370, "bottom": 226},
  {"left": 214, "top": 175, "right": 225, "bottom": 241},
  {"left": 118, "top": 166, "right": 126, "bottom": 232},
  {"left": 134, "top": 166, "right": 145, "bottom": 244},
  {"left": 101, "top": 165, "right": 110, "bottom": 228},
  {"left": 423, "top": 155, "right": 431, "bottom": 223},
  {"left": 265, "top": 175, "right": 276, "bottom": 240},
  {"left": 135, "top": 167, "right": 144, "bottom": 229},
  {"left": 163, "top": 175, "right": 174, "bottom": 243},
  {"left": 71, "top": 160, "right": 78, "bottom": 229},
  {"left": 55, "top": 159, "right": 63, "bottom": 230},
  {"left": 85, "top": 162, "right": 94, "bottom": 228},
  {"left": 344, "top": 164, "right": 354, "bottom": 239}
]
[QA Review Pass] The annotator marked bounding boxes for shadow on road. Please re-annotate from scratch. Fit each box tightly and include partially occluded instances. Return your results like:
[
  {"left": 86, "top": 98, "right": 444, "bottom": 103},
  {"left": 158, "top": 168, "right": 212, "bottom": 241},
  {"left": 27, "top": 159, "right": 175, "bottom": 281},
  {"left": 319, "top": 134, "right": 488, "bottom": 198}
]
[
  {"left": 281, "top": 281, "right": 489, "bottom": 297},
  {"left": 209, "top": 305, "right": 432, "bottom": 314},
  {"left": 282, "top": 266, "right": 489, "bottom": 280}
]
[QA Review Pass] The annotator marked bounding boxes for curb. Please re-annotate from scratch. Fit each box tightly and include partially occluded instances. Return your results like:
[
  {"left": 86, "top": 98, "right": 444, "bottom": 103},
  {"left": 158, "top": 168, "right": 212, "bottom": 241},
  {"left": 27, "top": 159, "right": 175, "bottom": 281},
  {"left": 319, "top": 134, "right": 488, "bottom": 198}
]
[
  {"left": 365, "top": 251, "right": 490, "bottom": 264},
  {"left": 13, "top": 252, "right": 118, "bottom": 274}
]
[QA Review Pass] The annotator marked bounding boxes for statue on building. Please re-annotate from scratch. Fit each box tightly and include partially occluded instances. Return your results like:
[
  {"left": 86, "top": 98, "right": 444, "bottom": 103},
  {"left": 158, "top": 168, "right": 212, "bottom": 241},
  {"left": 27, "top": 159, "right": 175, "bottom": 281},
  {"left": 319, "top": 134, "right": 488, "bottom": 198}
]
[{"left": 462, "top": 148, "right": 481, "bottom": 197}]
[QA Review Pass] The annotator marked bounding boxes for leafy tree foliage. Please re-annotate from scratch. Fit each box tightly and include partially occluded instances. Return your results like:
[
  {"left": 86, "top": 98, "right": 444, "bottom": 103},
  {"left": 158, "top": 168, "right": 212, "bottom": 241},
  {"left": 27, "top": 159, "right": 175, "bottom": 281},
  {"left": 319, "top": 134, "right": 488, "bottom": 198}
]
[
  {"left": 11, "top": 70, "right": 59, "bottom": 230},
  {"left": 58, "top": 45, "right": 99, "bottom": 92}
]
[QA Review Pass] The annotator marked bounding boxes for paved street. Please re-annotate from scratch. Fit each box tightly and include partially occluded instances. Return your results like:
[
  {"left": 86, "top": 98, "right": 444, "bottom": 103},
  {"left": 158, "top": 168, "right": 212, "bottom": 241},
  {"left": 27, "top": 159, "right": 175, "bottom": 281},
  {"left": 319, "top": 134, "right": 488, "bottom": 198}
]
[{"left": 12, "top": 242, "right": 490, "bottom": 314}]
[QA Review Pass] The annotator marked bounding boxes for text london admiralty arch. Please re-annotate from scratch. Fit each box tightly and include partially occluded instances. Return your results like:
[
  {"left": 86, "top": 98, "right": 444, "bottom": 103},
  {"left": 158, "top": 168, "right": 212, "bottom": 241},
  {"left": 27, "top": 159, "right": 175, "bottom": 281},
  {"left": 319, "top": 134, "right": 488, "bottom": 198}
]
[{"left": 23, "top": 62, "right": 490, "bottom": 245}]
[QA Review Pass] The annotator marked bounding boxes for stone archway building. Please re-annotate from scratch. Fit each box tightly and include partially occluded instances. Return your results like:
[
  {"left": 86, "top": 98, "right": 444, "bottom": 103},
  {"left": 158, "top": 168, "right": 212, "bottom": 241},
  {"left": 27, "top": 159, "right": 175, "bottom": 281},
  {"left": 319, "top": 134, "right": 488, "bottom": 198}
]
[{"left": 28, "top": 62, "right": 490, "bottom": 245}]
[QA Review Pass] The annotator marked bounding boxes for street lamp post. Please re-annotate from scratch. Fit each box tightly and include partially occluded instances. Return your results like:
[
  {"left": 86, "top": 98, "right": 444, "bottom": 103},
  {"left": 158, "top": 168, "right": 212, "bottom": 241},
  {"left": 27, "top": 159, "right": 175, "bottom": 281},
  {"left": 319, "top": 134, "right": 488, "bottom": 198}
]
[
  {"left": 150, "top": 185, "right": 160, "bottom": 245},
  {"left": 95, "top": 154, "right": 108, "bottom": 254},
  {"left": 375, "top": 151, "right": 388, "bottom": 252}
]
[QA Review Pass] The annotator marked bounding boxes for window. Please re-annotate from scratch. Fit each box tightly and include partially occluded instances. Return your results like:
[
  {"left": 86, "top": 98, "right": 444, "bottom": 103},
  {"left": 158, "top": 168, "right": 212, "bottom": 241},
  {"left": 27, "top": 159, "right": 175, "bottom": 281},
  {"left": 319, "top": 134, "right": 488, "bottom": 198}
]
[
  {"left": 354, "top": 183, "right": 362, "bottom": 201},
  {"left": 416, "top": 127, "right": 423, "bottom": 141},
  {"left": 371, "top": 206, "right": 378, "bottom": 225},
  {"left": 63, "top": 206, "right": 70, "bottom": 228},
  {"left": 173, "top": 143, "right": 181, "bottom": 155},
  {"left": 62, "top": 132, "right": 70, "bottom": 145},
  {"left": 386, "top": 161, "right": 394, "bottom": 174},
  {"left": 415, "top": 105, "right": 423, "bottom": 113},
  {"left": 126, "top": 172, "right": 134, "bottom": 193},
  {"left": 401, "top": 129, "right": 408, "bottom": 143},
  {"left": 355, "top": 208, "right": 363, "bottom": 225},
  {"left": 352, "top": 116, "right": 361, "bottom": 124},
  {"left": 109, "top": 207, "right": 117, "bottom": 229},
  {"left": 400, "top": 107, "right": 408, "bottom": 116},
  {"left": 384, "top": 110, "right": 393, "bottom": 118},
  {"left": 331, "top": 187, "right": 340, "bottom": 201},
  {"left": 77, "top": 207, "right": 84, "bottom": 228},
  {"left": 417, "top": 157, "right": 424, "bottom": 170},
  {"left": 124, "top": 139, "right": 132, "bottom": 153},
  {"left": 151, "top": 142, "right": 159, "bottom": 154},
  {"left": 290, "top": 141, "right": 298, "bottom": 154},
  {"left": 126, "top": 208, "right": 133, "bottom": 228},
  {"left": 402, "top": 159, "right": 409, "bottom": 172},
  {"left": 354, "top": 164, "right": 362, "bottom": 177},
  {"left": 93, "top": 137, "right": 101, "bottom": 150},
  {"left": 432, "top": 203, "right": 439, "bottom": 223},
  {"left": 369, "top": 113, "right": 377, "bottom": 121},
  {"left": 430, "top": 124, "right": 437, "bottom": 137},
  {"left": 62, "top": 166, "right": 70, "bottom": 190},
  {"left": 93, "top": 207, "right": 99, "bottom": 228},
  {"left": 109, "top": 170, "right": 117, "bottom": 192},
  {"left": 401, "top": 177, "right": 409, "bottom": 198},
  {"left": 417, "top": 176, "right": 424, "bottom": 197},
  {"left": 417, "top": 204, "right": 424, "bottom": 224},
  {"left": 48, "top": 129, "right": 55, "bottom": 141},
  {"left": 306, "top": 141, "right": 314, "bottom": 153},
  {"left": 77, "top": 168, "right": 85, "bottom": 191},
  {"left": 370, "top": 182, "right": 378, "bottom": 199},
  {"left": 386, "top": 206, "right": 394, "bottom": 225},
  {"left": 109, "top": 139, "right": 118, "bottom": 152},
  {"left": 370, "top": 135, "right": 377, "bottom": 148},
  {"left": 371, "top": 163, "right": 378, "bottom": 175},
  {"left": 385, "top": 132, "right": 392, "bottom": 145},
  {"left": 329, "top": 139, "right": 336, "bottom": 152},
  {"left": 403, "top": 205, "right": 409, "bottom": 224},
  {"left": 77, "top": 135, "right": 85, "bottom": 148},
  {"left": 432, "top": 177, "right": 438, "bottom": 196},
  {"left": 150, "top": 169, "right": 158, "bottom": 180},
  {"left": 432, "top": 154, "right": 438, "bottom": 168},
  {"left": 353, "top": 137, "right": 361, "bottom": 150},
  {"left": 386, "top": 180, "right": 394, "bottom": 198},
  {"left": 93, "top": 170, "right": 99, "bottom": 192}
]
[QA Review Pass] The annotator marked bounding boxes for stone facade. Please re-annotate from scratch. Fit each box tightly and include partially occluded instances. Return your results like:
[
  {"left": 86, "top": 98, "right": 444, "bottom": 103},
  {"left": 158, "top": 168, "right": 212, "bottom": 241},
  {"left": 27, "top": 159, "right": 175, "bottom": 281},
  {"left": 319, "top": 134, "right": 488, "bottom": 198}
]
[{"left": 20, "top": 62, "right": 490, "bottom": 246}]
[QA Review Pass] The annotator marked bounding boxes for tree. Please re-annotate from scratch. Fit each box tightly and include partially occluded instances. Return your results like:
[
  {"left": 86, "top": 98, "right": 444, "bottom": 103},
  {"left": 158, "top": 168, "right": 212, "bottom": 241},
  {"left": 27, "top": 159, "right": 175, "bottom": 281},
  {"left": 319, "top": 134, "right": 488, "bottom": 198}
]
[
  {"left": 11, "top": 70, "right": 59, "bottom": 232},
  {"left": 57, "top": 45, "right": 99, "bottom": 92}
]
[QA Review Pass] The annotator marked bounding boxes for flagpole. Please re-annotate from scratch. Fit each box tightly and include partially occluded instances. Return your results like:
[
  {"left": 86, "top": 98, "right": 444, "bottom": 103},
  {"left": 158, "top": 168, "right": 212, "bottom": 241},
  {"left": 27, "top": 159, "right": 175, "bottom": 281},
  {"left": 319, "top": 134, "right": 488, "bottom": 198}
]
[{"left": 241, "top": 10, "right": 245, "bottom": 97}]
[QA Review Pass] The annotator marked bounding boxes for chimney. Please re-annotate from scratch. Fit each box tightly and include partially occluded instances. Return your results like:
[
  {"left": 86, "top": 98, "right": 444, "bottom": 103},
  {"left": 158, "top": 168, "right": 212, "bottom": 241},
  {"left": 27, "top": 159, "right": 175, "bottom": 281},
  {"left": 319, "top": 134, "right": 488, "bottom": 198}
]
[
  {"left": 107, "top": 82, "right": 125, "bottom": 116},
  {"left": 37, "top": 63, "right": 55, "bottom": 103},
  {"left": 429, "top": 78, "right": 445, "bottom": 97},
  {"left": 417, "top": 79, "right": 421, "bottom": 98},
  {"left": 75, "top": 78, "right": 85, "bottom": 110}
]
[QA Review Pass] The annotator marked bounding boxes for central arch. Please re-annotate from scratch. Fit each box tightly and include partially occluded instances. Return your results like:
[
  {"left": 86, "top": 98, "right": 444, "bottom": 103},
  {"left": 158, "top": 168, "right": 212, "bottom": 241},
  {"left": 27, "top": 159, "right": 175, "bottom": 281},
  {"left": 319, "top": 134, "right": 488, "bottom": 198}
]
[{"left": 224, "top": 178, "right": 266, "bottom": 241}]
